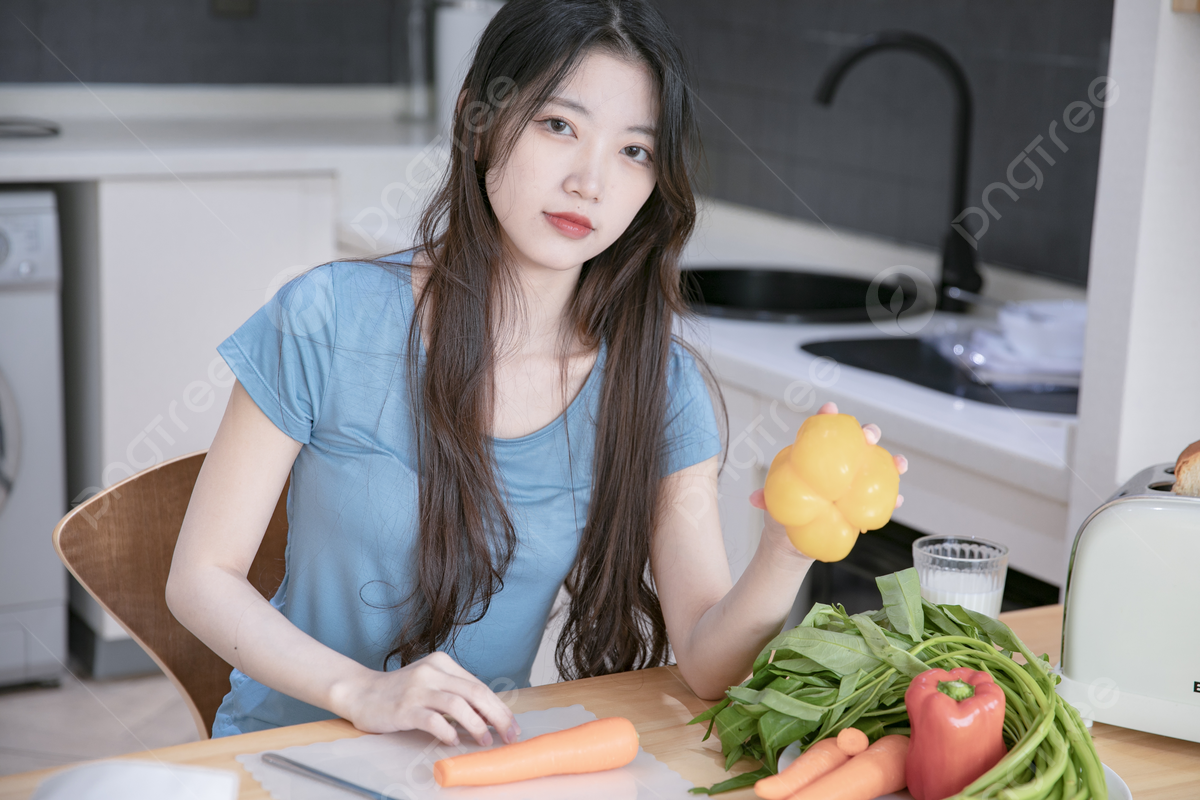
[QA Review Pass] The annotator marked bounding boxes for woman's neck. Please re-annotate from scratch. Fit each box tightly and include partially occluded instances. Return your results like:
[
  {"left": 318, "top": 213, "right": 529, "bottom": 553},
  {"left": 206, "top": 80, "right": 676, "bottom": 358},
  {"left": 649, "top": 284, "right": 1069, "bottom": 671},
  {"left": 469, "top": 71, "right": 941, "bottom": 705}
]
[
  {"left": 499, "top": 259, "right": 585, "bottom": 360},
  {"left": 410, "top": 246, "right": 589, "bottom": 361}
]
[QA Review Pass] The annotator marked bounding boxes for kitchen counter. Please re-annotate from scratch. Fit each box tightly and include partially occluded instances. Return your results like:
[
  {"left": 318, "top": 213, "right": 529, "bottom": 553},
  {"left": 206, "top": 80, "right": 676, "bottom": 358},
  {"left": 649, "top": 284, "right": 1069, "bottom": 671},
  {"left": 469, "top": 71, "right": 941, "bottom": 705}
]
[
  {"left": 0, "top": 117, "right": 437, "bottom": 180},
  {"left": 681, "top": 313, "right": 1074, "bottom": 503},
  {"left": 0, "top": 604, "right": 1194, "bottom": 799},
  {"left": 0, "top": 110, "right": 443, "bottom": 254}
]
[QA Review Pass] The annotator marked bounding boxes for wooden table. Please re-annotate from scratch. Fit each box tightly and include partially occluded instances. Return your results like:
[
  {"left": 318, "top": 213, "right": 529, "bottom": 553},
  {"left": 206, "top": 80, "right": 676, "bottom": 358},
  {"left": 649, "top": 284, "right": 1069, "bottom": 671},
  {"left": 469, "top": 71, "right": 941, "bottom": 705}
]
[{"left": 2, "top": 605, "right": 1198, "bottom": 798}]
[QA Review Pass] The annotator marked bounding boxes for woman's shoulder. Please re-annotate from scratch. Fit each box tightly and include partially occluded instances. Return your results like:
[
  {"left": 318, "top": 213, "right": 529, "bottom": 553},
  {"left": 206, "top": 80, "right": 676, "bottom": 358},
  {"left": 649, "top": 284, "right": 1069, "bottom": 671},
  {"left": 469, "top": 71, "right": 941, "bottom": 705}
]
[
  {"left": 666, "top": 337, "right": 707, "bottom": 388},
  {"left": 277, "top": 253, "right": 406, "bottom": 299},
  {"left": 351, "top": 248, "right": 429, "bottom": 298},
  {"left": 349, "top": 247, "right": 432, "bottom": 307},
  {"left": 271, "top": 252, "right": 420, "bottom": 347},
  {"left": 661, "top": 337, "right": 723, "bottom": 473},
  {"left": 331, "top": 249, "right": 420, "bottom": 298}
]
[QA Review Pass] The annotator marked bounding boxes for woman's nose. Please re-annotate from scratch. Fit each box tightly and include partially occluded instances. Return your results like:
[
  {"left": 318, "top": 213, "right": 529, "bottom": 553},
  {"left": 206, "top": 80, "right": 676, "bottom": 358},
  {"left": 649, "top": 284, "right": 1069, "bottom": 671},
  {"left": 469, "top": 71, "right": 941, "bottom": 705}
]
[{"left": 563, "top": 147, "right": 604, "bottom": 201}]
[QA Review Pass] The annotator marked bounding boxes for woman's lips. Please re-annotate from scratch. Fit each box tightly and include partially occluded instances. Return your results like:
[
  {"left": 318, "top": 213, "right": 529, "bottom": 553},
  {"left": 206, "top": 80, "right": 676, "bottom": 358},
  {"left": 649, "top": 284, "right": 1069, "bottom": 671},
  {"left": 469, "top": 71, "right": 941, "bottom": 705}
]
[{"left": 544, "top": 212, "right": 593, "bottom": 239}]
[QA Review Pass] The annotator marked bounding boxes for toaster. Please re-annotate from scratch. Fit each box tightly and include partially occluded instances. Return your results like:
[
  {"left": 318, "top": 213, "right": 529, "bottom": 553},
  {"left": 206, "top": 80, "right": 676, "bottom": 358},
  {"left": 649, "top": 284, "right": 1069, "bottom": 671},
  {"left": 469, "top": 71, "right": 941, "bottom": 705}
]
[{"left": 1056, "top": 462, "right": 1200, "bottom": 743}]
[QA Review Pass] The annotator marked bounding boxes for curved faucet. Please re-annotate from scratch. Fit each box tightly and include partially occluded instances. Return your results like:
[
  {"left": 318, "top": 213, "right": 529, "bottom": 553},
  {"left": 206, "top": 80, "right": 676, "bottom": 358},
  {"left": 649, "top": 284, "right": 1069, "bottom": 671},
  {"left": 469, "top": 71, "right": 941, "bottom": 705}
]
[{"left": 815, "top": 31, "right": 982, "bottom": 312}]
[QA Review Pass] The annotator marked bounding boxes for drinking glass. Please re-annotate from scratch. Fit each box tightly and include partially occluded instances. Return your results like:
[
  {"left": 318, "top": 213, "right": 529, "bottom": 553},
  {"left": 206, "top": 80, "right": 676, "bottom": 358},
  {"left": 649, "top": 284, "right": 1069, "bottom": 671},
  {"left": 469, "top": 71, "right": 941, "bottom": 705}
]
[{"left": 912, "top": 535, "right": 1009, "bottom": 618}]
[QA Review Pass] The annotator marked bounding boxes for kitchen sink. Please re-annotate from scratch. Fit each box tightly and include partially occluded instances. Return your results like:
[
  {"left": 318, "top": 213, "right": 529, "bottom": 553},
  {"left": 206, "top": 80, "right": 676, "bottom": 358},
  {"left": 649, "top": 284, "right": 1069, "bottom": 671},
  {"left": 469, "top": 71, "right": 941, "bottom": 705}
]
[
  {"left": 680, "top": 267, "right": 926, "bottom": 324},
  {"left": 680, "top": 267, "right": 1077, "bottom": 414},
  {"left": 800, "top": 337, "right": 1078, "bottom": 415}
]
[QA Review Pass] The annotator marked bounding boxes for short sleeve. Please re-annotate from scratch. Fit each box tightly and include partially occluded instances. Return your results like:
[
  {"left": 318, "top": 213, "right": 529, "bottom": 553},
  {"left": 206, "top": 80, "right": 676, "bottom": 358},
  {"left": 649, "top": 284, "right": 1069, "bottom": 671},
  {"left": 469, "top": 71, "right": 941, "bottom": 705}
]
[
  {"left": 216, "top": 264, "right": 337, "bottom": 444},
  {"left": 661, "top": 342, "right": 723, "bottom": 476}
]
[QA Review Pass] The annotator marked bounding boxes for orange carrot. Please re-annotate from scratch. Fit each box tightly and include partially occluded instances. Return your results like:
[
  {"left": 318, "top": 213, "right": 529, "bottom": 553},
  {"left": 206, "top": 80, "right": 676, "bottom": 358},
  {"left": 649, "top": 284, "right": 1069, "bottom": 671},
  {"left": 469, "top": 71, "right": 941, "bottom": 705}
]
[
  {"left": 755, "top": 739, "right": 849, "bottom": 800},
  {"left": 786, "top": 734, "right": 910, "bottom": 800},
  {"left": 432, "top": 716, "right": 639, "bottom": 787},
  {"left": 835, "top": 727, "right": 869, "bottom": 756}
]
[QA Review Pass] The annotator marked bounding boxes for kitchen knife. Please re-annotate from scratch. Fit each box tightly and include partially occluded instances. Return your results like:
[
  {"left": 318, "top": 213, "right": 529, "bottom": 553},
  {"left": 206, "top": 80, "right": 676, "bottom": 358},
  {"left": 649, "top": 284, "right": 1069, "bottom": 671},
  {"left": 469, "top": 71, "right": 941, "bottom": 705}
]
[{"left": 261, "top": 751, "right": 405, "bottom": 800}]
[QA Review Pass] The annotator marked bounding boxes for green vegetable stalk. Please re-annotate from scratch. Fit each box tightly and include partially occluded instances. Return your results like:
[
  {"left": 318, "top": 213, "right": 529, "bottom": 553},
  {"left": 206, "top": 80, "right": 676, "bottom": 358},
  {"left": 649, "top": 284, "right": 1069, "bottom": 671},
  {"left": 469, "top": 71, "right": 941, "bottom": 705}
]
[{"left": 687, "top": 569, "right": 1107, "bottom": 800}]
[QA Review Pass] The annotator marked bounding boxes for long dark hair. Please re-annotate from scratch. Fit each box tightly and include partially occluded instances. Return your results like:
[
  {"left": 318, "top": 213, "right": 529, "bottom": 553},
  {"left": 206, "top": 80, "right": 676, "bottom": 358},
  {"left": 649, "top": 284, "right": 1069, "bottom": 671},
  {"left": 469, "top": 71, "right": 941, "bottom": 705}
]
[{"left": 370, "top": 0, "right": 728, "bottom": 681}]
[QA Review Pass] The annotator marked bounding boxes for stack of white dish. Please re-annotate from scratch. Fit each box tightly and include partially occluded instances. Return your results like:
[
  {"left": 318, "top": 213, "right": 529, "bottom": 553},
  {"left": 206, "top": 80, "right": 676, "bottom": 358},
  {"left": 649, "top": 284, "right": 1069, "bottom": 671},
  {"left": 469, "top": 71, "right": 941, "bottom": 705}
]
[{"left": 928, "top": 299, "right": 1087, "bottom": 390}]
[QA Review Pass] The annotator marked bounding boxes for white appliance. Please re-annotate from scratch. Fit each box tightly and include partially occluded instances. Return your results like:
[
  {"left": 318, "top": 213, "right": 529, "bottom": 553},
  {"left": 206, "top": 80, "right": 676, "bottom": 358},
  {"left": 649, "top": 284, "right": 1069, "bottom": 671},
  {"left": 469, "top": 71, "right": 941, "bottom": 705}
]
[
  {"left": 1057, "top": 462, "right": 1200, "bottom": 742},
  {"left": 0, "top": 189, "right": 67, "bottom": 686},
  {"left": 435, "top": 0, "right": 505, "bottom": 135}
]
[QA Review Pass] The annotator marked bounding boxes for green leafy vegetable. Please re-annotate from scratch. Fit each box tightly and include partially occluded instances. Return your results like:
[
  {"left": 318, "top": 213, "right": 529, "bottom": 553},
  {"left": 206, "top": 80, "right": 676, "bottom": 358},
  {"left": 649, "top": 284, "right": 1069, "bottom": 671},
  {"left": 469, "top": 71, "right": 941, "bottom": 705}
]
[
  {"left": 876, "top": 569, "right": 924, "bottom": 641},
  {"left": 687, "top": 568, "right": 1108, "bottom": 800},
  {"left": 687, "top": 766, "right": 770, "bottom": 796},
  {"left": 754, "top": 626, "right": 883, "bottom": 675},
  {"left": 848, "top": 613, "right": 929, "bottom": 677}
]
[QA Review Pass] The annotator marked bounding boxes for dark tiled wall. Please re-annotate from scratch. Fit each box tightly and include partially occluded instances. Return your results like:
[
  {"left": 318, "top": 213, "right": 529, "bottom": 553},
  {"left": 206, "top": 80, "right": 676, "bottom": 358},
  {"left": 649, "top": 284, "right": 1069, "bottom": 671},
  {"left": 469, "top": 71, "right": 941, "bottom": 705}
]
[
  {"left": 652, "top": 0, "right": 1113, "bottom": 286},
  {"left": 2, "top": 0, "right": 412, "bottom": 84},
  {"left": 3, "top": 1, "right": 1111, "bottom": 285}
]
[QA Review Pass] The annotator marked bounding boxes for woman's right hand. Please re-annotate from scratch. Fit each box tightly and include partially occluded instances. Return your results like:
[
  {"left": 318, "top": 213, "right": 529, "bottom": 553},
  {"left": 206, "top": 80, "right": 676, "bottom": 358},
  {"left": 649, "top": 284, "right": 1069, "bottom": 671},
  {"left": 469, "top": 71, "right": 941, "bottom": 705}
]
[{"left": 331, "top": 651, "right": 521, "bottom": 747}]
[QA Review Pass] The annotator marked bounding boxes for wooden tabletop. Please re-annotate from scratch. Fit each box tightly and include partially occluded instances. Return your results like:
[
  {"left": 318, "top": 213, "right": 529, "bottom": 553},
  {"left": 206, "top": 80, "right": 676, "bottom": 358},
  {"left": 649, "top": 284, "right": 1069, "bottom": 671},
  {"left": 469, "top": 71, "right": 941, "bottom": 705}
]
[{"left": 2, "top": 605, "right": 1198, "bottom": 799}]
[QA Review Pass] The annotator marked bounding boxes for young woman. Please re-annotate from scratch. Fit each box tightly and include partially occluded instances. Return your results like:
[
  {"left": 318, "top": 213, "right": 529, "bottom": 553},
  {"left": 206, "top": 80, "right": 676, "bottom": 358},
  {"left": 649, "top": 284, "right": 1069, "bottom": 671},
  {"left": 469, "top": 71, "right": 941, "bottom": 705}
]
[{"left": 167, "top": 0, "right": 906, "bottom": 746}]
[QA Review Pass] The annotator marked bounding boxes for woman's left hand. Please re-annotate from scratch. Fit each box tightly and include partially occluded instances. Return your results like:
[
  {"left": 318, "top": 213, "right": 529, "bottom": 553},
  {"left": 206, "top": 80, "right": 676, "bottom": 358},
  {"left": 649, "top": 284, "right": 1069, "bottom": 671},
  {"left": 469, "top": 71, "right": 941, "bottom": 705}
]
[{"left": 749, "top": 401, "right": 908, "bottom": 556}]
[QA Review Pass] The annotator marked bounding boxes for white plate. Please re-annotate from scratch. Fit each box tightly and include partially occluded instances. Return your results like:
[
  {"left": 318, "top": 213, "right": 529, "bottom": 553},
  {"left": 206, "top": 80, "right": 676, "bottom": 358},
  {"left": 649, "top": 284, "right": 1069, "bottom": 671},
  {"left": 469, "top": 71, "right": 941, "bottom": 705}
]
[{"left": 775, "top": 742, "right": 1130, "bottom": 800}]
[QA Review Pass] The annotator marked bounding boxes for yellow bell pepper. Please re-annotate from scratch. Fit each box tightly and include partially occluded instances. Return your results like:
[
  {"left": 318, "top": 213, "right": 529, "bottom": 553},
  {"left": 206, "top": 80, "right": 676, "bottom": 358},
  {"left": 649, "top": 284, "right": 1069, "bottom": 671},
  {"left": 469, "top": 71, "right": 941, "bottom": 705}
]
[{"left": 763, "top": 413, "right": 900, "bottom": 562}]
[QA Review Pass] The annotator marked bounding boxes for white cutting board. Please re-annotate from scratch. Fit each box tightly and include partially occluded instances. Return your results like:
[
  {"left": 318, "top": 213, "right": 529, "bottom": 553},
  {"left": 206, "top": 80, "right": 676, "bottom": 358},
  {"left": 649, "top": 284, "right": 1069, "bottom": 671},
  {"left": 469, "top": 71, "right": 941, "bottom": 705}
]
[{"left": 237, "top": 704, "right": 694, "bottom": 799}]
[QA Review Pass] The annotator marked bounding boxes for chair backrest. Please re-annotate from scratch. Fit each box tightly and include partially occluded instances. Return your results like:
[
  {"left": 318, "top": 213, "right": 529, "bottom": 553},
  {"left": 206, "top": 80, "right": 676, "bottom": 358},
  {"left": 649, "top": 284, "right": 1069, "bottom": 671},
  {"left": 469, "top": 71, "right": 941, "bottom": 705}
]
[{"left": 53, "top": 450, "right": 289, "bottom": 740}]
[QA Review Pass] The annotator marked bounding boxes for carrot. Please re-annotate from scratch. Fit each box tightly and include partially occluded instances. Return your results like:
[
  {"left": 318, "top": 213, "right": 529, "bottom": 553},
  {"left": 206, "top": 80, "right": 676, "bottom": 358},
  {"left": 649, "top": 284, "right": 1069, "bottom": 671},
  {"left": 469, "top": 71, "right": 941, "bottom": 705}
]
[
  {"left": 755, "top": 738, "right": 849, "bottom": 800},
  {"left": 432, "top": 716, "right": 639, "bottom": 787},
  {"left": 786, "top": 734, "right": 910, "bottom": 800},
  {"left": 835, "top": 726, "right": 869, "bottom": 756}
]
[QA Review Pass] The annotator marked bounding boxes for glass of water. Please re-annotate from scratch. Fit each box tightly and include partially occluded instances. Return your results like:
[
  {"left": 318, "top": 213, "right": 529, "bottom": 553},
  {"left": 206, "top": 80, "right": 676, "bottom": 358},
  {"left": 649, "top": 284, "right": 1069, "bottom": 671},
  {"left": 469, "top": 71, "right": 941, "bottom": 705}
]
[{"left": 912, "top": 535, "right": 1009, "bottom": 618}]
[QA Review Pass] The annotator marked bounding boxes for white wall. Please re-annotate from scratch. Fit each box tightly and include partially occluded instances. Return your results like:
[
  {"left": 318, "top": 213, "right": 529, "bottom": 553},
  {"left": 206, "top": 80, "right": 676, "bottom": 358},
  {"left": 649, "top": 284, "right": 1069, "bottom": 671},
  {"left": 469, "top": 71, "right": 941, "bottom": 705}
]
[{"left": 1069, "top": 0, "right": 1200, "bottom": 554}]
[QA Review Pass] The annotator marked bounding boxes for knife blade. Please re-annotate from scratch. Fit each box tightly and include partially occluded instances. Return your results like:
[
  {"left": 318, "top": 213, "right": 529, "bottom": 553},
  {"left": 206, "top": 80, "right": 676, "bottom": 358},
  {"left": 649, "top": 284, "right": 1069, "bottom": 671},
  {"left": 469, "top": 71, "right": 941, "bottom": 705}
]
[{"left": 261, "top": 751, "right": 407, "bottom": 800}]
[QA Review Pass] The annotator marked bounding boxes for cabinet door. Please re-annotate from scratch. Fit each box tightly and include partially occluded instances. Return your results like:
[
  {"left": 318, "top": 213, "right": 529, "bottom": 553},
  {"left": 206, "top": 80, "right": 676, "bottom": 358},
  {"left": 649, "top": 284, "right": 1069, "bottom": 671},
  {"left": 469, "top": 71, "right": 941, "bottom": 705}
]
[{"left": 95, "top": 174, "right": 336, "bottom": 484}]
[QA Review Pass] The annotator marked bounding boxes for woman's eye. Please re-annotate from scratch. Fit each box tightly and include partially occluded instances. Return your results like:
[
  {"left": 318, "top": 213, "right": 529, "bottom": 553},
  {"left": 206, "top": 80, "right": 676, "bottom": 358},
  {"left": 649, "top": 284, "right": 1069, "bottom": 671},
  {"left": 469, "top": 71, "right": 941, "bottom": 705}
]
[
  {"left": 539, "top": 117, "right": 651, "bottom": 163},
  {"left": 624, "top": 145, "right": 653, "bottom": 163}
]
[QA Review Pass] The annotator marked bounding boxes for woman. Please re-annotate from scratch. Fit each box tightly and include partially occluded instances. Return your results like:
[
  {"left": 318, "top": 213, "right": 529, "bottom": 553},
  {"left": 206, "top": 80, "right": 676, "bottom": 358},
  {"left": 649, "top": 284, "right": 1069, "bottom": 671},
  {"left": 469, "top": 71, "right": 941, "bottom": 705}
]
[{"left": 166, "top": 0, "right": 907, "bottom": 746}]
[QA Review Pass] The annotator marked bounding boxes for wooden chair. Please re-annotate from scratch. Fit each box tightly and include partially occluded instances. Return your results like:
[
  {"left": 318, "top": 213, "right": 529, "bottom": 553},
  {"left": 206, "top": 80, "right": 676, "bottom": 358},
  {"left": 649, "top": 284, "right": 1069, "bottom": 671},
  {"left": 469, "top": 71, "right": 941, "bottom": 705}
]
[{"left": 52, "top": 450, "right": 290, "bottom": 740}]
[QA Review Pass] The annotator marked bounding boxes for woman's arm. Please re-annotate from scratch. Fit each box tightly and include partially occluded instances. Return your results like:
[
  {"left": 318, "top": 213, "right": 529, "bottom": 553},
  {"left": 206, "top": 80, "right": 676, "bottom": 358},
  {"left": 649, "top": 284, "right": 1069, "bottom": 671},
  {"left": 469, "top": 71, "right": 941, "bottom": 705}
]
[
  {"left": 165, "top": 380, "right": 519, "bottom": 746},
  {"left": 650, "top": 402, "right": 907, "bottom": 701}
]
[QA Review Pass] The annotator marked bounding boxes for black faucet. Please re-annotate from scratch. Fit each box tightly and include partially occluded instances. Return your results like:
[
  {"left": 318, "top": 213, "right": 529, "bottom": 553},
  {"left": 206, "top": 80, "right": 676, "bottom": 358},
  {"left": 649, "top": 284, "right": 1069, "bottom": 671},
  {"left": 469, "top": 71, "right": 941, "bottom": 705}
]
[{"left": 815, "top": 31, "right": 982, "bottom": 313}]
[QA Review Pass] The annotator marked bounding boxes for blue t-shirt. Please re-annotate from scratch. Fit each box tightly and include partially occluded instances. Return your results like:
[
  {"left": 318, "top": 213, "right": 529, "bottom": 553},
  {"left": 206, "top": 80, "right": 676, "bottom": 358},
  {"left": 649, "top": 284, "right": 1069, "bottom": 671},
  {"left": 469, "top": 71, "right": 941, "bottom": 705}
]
[{"left": 210, "top": 249, "right": 722, "bottom": 737}]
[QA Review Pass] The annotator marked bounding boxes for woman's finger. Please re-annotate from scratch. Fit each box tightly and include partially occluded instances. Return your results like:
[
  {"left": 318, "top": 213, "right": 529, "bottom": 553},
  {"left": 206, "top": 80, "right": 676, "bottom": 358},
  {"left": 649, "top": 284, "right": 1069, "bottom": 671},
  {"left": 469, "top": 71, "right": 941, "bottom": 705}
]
[
  {"left": 894, "top": 454, "right": 908, "bottom": 473},
  {"left": 863, "top": 423, "right": 881, "bottom": 445},
  {"left": 432, "top": 691, "right": 494, "bottom": 747},
  {"left": 817, "top": 401, "right": 838, "bottom": 415},
  {"left": 895, "top": 494, "right": 905, "bottom": 509},
  {"left": 416, "top": 653, "right": 521, "bottom": 741},
  {"left": 749, "top": 488, "right": 765, "bottom": 510},
  {"left": 417, "top": 707, "right": 463, "bottom": 747},
  {"left": 427, "top": 651, "right": 502, "bottom": 697},
  {"left": 442, "top": 674, "right": 522, "bottom": 744}
]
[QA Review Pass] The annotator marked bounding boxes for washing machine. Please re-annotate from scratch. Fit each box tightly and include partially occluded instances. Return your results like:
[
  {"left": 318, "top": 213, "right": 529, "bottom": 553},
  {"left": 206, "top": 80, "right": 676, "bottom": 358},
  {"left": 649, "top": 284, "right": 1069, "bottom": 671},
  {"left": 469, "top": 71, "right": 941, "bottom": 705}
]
[{"left": 0, "top": 189, "right": 67, "bottom": 686}]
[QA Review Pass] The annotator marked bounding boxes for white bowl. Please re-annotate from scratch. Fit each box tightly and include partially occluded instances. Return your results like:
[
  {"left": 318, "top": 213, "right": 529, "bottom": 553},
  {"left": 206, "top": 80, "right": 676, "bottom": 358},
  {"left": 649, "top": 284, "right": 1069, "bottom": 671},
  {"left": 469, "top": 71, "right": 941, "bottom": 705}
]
[{"left": 997, "top": 299, "right": 1087, "bottom": 360}]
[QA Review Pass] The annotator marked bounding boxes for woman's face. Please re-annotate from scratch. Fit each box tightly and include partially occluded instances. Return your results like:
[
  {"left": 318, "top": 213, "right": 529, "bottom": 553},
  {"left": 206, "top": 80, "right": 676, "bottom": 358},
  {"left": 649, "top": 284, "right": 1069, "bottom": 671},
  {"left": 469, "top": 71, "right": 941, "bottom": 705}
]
[{"left": 485, "top": 50, "right": 659, "bottom": 276}]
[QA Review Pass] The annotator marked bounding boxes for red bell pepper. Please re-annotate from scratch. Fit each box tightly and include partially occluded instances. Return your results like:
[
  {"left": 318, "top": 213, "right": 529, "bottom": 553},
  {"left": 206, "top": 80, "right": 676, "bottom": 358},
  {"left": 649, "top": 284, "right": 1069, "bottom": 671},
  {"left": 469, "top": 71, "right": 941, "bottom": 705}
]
[{"left": 904, "top": 667, "right": 1008, "bottom": 800}]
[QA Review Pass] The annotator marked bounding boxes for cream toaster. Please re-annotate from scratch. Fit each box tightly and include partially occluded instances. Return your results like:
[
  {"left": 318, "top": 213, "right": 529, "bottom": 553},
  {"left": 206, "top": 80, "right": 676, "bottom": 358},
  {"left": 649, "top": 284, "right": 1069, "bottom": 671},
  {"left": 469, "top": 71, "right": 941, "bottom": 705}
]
[{"left": 1056, "top": 461, "right": 1200, "bottom": 743}]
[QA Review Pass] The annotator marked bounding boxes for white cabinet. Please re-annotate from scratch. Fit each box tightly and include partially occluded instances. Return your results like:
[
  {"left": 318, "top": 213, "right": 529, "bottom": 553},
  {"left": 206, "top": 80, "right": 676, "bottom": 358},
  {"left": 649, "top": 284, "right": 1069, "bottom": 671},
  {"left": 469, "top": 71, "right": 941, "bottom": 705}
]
[
  {"left": 60, "top": 173, "right": 336, "bottom": 671},
  {"left": 714, "top": 379, "right": 817, "bottom": 627},
  {"left": 91, "top": 174, "right": 336, "bottom": 484},
  {"left": 714, "top": 380, "right": 767, "bottom": 583}
]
